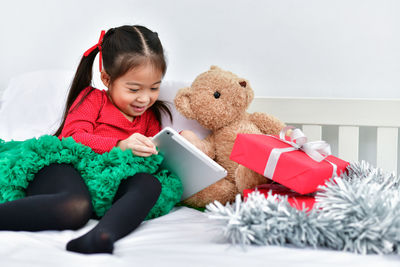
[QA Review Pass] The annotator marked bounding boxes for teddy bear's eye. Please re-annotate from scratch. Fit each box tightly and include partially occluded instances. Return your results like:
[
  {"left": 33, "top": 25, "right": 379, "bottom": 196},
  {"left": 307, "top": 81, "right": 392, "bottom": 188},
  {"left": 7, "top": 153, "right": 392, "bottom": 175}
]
[{"left": 214, "top": 91, "right": 221, "bottom": 99}]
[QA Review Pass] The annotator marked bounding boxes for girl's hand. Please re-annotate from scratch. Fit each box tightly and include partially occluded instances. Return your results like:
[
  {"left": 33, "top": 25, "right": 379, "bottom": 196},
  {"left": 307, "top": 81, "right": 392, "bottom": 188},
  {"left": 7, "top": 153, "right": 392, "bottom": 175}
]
[{"left": 117, "top": 133, "right": 158, "bottom": 157}]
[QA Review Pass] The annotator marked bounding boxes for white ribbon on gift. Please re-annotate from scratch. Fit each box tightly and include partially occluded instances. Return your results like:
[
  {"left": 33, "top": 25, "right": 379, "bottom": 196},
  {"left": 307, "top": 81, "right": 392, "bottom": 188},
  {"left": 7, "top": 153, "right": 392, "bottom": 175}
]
[{"left": 264, "top": 126, "right": 337, "bottom": 179}]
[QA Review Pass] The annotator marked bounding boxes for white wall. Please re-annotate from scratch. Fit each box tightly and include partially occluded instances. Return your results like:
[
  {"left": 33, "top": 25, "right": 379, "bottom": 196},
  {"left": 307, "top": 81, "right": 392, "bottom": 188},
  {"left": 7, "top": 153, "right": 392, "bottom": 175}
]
[{"left": 1, "top": 0, "right": 399, "bottom": 98}]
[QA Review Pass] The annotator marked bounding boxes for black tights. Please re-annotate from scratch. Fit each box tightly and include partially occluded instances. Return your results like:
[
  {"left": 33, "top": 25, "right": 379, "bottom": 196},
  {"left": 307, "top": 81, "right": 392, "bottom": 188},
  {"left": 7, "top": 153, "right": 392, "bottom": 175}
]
[{"left": 0, "top": 163, "right": 161, "bottom": 254}]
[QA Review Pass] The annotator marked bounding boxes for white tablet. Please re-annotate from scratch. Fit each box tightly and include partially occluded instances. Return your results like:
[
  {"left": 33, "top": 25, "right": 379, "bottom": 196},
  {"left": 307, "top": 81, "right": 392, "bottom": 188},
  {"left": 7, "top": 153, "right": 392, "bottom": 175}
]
[{"left": 152, "top": 127, "right": 227, "bottom": 200}]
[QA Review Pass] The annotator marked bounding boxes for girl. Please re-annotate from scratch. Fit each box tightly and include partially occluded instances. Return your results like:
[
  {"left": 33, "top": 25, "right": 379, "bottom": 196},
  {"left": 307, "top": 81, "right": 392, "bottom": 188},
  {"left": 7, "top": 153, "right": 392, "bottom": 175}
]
[{"left": 0, "top": 25, "right": 181, "bottom": 254}]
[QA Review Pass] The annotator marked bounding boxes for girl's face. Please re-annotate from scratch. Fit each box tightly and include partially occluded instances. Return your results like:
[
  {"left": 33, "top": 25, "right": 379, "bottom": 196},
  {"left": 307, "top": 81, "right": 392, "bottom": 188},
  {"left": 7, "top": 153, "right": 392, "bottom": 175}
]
[{"left": 102, "top": 63, "right": 163, "bottom": 121}]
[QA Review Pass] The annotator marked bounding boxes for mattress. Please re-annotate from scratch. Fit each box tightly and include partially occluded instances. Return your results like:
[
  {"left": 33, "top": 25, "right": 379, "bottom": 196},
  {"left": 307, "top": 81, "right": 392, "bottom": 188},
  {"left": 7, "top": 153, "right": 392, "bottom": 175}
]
[{"left": 1, "top": 207, "right": 399, "bottom": 267}]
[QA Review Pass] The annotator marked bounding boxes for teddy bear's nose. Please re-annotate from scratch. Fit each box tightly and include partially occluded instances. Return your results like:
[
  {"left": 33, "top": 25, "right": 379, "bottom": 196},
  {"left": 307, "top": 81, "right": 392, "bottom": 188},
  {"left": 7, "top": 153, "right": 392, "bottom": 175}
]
[{"left": 214, "top": 91, "right": 221, "bottom": 99}]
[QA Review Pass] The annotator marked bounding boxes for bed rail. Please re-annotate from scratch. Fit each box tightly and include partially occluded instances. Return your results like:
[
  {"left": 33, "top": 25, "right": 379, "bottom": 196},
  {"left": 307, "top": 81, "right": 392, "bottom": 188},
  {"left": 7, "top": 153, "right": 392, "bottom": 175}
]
[{"left": 249, "top": 97, "right": 400, "bottom": 174}]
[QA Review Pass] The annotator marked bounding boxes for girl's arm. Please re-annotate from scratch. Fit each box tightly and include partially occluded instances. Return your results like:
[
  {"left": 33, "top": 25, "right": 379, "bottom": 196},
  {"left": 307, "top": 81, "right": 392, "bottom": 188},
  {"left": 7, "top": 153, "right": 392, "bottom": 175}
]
[{"left": 60, "top": 88, "right": 120, "bottom": 154}]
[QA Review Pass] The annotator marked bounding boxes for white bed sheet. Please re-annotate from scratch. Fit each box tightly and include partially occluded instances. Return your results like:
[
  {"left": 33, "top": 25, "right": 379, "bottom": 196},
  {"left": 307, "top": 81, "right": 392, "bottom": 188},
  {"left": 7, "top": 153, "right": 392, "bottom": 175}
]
[
  {"left": 0, "top": 71, "right": 399, "bottom": 266},
  {"left": 0, "top": 207, "right": 398, "bottom": 267}
]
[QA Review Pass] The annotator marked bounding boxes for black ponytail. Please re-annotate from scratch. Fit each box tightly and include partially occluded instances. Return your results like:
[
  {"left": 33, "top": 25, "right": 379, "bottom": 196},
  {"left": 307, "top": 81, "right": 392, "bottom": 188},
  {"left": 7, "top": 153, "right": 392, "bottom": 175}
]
[{"left": 54, "top": 49, "right": 98, "bottom": 136}]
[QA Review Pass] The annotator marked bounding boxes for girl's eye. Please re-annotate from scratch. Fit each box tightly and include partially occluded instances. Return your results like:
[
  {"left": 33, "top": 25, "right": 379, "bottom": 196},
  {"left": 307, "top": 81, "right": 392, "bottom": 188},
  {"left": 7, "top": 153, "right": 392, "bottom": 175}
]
[
  {"left": 129, "top": 89, "right": 139, "bottom": 92},
  {"left": 151, "top": 87, "right": 160, "bottom": 91}
]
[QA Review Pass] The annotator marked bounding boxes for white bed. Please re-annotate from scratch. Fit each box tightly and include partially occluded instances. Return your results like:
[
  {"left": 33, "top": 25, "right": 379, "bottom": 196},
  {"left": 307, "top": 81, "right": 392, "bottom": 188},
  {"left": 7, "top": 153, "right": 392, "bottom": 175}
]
[{"left": 0, "top": 70, "right": 399, "bottom": 266}]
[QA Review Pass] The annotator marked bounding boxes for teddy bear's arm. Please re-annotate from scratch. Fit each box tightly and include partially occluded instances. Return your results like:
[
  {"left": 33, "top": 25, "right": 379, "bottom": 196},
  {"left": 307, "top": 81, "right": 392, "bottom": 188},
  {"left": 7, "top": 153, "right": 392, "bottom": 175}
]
[
  {"left": 201, "top": 134, "right": 216, "bottom": 159},
  {"left": 249, "top": 112, "right": 285, "bottom": 135},
  {"left": 179, "top": 130, "right": 216, "bottom": 159}
]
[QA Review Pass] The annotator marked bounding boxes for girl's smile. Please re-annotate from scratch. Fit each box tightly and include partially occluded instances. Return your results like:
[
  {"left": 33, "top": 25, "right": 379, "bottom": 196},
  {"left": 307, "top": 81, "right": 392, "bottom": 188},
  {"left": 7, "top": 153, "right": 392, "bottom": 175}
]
[{"left": 102, "top": 62, "right": 163, "bottom": 121}]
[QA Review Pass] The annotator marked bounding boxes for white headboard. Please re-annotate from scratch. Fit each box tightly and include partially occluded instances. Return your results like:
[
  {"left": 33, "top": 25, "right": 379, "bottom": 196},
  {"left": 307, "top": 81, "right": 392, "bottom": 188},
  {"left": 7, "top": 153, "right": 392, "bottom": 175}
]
[
  {"left": 1, "top": 69, "right": 398, "bottom": 174},
  {"left": 249, "top": 97, "right": 400, "bottom": 174}
]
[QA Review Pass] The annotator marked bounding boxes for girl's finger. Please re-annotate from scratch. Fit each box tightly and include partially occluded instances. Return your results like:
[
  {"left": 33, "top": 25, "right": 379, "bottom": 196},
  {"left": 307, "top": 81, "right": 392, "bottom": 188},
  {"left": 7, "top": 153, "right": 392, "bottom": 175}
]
[
  {"left": 135, "top": 134, "right": 157, "bottom": 149},
  {"left": 132, "top": 151, "right": 153, "bottom": 157},
  {"left": 129, "top": 144, "right": 157, "bottom": 155}
]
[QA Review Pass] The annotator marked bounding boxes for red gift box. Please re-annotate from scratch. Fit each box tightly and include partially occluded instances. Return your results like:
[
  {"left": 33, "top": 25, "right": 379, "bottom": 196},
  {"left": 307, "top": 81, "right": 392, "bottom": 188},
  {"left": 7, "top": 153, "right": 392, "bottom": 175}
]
[
  {"left": 230, "top": 132, "right": 349, "bottom": 194},
  {"left": 243, "top": 184, "right": 316, "bottom": 211}
]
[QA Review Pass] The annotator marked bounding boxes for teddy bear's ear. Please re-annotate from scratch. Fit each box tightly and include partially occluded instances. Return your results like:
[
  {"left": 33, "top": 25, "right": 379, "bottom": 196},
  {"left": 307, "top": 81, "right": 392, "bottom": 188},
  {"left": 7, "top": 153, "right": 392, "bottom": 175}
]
[
  {"left": 236, "top": 79, "right": 254, "bottom": 107},
  {"left": 210, "top": 65, "right": 221, "bottom": 71},
  {"left": 174, "top": 87, "right": 195, "bottom": 119}
]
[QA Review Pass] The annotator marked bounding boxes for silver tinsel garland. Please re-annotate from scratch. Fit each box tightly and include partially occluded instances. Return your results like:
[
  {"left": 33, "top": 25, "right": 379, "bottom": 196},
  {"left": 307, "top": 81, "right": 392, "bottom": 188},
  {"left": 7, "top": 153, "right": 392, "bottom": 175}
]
[{"left": 206, "top": 161, "right": 400, "bottom": 254}]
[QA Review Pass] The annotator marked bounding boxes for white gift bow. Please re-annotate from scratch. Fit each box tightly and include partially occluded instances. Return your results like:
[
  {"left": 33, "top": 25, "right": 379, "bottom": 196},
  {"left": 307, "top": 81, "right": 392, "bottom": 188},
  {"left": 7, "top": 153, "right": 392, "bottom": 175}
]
[
  {"left": 278, "top": 126, "right": 331, "bottom": 162},
  {"left": 264, "top": 126, "right": 334, "bottom": 179}
]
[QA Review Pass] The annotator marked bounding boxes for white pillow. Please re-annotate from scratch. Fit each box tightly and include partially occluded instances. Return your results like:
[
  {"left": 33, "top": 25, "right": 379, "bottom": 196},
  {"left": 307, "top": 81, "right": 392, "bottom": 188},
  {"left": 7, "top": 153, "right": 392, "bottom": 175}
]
[
  {"left": 0, "top": 70, "right": 74, "bottom": 141},
  {"left": 0, "top": 70, "right": 209, "bottom": 141}
]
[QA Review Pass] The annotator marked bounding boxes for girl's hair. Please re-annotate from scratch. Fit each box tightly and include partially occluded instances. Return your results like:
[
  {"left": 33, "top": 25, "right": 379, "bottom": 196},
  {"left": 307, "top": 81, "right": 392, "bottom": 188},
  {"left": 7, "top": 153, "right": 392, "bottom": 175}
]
[{"left": 54, "top": 25, "right": 172, "bottom": 136}]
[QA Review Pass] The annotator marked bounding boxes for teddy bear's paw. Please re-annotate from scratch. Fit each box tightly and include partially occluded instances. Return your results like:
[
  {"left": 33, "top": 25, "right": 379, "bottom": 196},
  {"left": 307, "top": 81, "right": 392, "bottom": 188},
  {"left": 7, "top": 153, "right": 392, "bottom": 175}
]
[
  {"left": 235, "top": 165, "right": 270, "bottom": 194},
  {"left": 179, "top": 130, "right": 204, "bottom": 150},
  {"left": 182, "top": 179, "right": 237, "bottom": 208}
]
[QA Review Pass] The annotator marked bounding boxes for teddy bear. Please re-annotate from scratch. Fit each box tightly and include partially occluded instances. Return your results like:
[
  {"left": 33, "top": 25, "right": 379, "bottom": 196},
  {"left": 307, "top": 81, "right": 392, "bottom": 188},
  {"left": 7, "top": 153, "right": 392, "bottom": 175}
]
[{"left": 174, "top": 66, "right": 285, "bottom": 207}]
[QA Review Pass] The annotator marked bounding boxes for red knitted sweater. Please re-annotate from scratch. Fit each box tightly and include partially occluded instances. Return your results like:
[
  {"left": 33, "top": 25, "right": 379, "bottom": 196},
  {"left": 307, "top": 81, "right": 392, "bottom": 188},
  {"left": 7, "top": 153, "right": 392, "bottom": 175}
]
[{"left": 59, "top": 87, "right": 161, "bottom": 154}]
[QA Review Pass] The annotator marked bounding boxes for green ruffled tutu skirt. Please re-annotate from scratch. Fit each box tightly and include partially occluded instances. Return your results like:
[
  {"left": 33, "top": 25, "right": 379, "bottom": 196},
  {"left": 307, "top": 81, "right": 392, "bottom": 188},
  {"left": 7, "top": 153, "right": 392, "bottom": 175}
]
[{"left": 0, "top": 135, "right": 183, "bottom": 218}]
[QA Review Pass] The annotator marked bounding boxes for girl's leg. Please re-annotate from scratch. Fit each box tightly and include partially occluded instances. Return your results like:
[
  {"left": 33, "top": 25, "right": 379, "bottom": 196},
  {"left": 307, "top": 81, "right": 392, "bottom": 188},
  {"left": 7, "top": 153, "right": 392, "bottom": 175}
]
[
  {"left": 66, "top": 172, "right": 161, "bottom": 254},
  {"left": 0, "top": 163, "right": 92, "bottom": 231}
]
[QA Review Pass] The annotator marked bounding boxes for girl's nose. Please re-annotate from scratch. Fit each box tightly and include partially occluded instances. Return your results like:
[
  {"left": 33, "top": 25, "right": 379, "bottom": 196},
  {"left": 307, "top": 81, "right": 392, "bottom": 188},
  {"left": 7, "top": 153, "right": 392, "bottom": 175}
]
[{"left": 137, "top": 93, "right": 150, "bottom": 103}]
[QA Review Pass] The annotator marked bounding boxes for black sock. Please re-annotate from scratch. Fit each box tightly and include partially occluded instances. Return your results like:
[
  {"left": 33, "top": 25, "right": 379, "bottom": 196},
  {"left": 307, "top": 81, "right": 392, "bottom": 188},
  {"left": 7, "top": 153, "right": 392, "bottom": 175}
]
[
  {"left": 66, "top": 228, "right": 114, "bottom": 254},
  {"left": 66, "top": 173, "right": 161, "bottom": 254}
]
